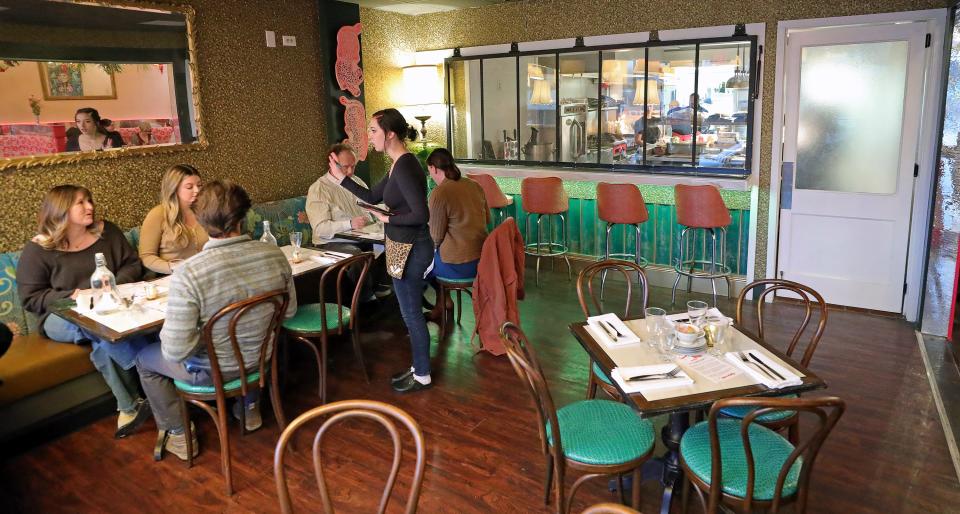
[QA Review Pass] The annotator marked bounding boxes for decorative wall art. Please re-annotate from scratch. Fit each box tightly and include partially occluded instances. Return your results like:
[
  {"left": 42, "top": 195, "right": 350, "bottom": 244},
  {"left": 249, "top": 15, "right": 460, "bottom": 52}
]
[{"left": 38, "top": 62, "right": 117, "bottom": 100}]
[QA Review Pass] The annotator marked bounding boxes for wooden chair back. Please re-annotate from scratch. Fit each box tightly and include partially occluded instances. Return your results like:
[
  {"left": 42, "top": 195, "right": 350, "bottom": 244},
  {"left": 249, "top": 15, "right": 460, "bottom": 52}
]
[
  {"left": 201, "top": 289, "right": 289, "bottom": 399},
  {"left": 274, "top": 399, "right": 426, "bottom": 514},
  {"left": 318, "top": 252, "right": 374, "bottom": 334},
  {"left": 499, "top": 322, "right": 564, "bottom": 466},
  {"left": 581, "top": 503, "right": 641, "bottom": 514},
  {"left": 575, "top": 260, "right": 649, "bottom": 318},
  {"left": 736, "top": 279, "right": 827, "bottom": 367},
  {"left": 706, "top": 396, "right": 845, "bottom": 513}
]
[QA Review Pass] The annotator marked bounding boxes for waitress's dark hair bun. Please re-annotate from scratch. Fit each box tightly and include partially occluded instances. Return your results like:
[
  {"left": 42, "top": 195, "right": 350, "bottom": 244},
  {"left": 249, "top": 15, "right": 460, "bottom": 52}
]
[{"left": 372, "top": 108, "right": 419, "bottom": 142}]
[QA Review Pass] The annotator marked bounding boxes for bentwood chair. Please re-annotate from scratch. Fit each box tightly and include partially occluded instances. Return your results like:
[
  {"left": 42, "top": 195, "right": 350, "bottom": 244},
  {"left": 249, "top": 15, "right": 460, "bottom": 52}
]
[
  {"left": 436, "top": 276, "right": 475, "bottom": 336},
  {"left": 679, "top": 396, "right": 845, "bottom": 514},
  {"left": 282, "top": 252, "right": 373, "bottom": 404},
  {"left": 274, "top": 399, "right": 425, "bottom": 514},
  {"left": 174, "top": 289, "right": 290, "bottom": 496},
  {"left": 721, "top": 279, "right": 828, "bottom": 444},
  {"left": 581, "top": 504, "right": 641, "bottom": 514},
  {"left": 500, "top": 322, "right": 655, "bottom": 514},
  {"left": 575, "top": 260, "right": 649, "bottom": 400}
]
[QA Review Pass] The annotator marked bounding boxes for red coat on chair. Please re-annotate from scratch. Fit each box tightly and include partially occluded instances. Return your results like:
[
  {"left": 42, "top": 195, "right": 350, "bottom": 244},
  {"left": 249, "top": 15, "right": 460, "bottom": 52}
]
[{"left": 472, "top": 217, "right": 525, "bottom": 355}]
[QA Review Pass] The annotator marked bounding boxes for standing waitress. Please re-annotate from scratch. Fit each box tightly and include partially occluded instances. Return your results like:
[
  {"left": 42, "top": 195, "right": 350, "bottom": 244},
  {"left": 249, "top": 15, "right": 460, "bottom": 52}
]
[{"left": 330, "top": 108, "right": 433, "bottom": 393}]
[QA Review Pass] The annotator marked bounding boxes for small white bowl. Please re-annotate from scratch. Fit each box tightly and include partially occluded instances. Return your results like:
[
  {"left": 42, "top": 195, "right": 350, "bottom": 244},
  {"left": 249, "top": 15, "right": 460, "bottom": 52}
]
[{"left": 674, "top": 323, "right": 703, "bottom": 345}]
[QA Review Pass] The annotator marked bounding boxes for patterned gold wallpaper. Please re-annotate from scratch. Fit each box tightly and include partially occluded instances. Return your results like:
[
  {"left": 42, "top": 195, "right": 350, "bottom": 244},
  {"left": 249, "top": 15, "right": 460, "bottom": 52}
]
[
  {"left": 359, "top": 0, "right": 946, "bottom": 278},
  {"left": 0, "top": 0, "right": 328, "bottom": 251}
]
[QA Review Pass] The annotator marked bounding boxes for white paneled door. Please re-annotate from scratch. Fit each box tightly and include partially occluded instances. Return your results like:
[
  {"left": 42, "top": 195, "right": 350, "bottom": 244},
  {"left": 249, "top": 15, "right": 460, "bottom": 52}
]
[{"left": 777, "top": 22, "right": 929, "bottom": 312}]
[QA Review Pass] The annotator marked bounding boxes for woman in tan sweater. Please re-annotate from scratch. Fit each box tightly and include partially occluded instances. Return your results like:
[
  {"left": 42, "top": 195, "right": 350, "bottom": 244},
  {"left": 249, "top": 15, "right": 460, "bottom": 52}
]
[
  {"left": 139, "top": 164, "right": 208, "bottom": 274},
  {"left": 425, "top": 148, "right": 489, "bottom": 321}
]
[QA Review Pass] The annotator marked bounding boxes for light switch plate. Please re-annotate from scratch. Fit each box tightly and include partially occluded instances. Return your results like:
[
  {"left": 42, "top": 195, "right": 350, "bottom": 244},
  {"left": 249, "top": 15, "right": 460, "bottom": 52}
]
[
  {"left": 281, "top": 35, "right": 296, "bottom": 47},
  {"left": 265, "top": 30, "right": 276, "bottom": 47}
]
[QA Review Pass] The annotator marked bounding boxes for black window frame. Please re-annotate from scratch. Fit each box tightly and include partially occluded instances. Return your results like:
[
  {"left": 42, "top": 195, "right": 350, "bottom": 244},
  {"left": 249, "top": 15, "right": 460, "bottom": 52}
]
[{"left": 444, "top": 34, "right": 759, "bottom": 177}]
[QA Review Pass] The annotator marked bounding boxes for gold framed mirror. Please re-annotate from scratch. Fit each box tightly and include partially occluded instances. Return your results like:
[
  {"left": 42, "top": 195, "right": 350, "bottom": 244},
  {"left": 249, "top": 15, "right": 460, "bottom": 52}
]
[{"left": 0, "top": 0, "right": 206, "bottom": 170}]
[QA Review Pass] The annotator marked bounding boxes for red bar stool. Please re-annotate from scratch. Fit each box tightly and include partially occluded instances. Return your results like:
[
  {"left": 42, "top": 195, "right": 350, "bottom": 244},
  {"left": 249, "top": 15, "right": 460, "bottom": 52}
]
[
  {"left": 597, "top": 183, "right": 649, "bottom": 298},
  {"left": 521, "top": 176, "right": 571, "bottom": 286},
  {"left": 672, "top": 184, "right": 735, "bottom": 305},
  {"left": 467, "top": 173, "right": 514, "bottom": 225}
]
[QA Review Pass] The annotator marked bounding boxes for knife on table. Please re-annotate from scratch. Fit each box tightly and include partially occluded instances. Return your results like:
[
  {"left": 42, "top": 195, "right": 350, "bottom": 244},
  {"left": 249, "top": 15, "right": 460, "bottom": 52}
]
[
  {"left": 749, "top": 353, "right": 785, "bottom": 381},
  {"left": 603, "top": 320, "right": 625, "bottom": 339},
  {"left": 596, "top": 320, "right": 618, "bottom": 341}
]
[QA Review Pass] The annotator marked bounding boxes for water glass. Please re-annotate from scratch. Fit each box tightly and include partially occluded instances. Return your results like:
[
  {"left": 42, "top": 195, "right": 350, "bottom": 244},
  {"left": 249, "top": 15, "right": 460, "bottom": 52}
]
[
  {"left": 644, "top": 307, "right": 667, "bottom": 350},
  {"left": 658, "top": 333, "right": 676, "bottom": 362},
  {"left": 704, "top": 315, "right": 729, "bottom": 356},
  {"left": 290, "top": 231, "right": 303, "bottom": 260},
  {"left": 686, "top": 300, "right": 709, "bottom": 327}
]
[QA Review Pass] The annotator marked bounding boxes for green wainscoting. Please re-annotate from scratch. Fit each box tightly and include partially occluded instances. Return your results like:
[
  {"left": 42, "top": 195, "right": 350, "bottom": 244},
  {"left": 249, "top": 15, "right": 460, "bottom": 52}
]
[{"left": 486, "top": 178, "right": 751, "bottom": 276}]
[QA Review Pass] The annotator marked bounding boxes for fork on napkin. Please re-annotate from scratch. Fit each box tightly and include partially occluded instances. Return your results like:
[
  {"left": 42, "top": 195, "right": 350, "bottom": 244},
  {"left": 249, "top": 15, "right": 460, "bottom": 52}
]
[
  {"left": 724, "top": 350, "right": 802, "bottom": 389},
  {"left": 611, "top": 364, "right": 694, "bottom": 395},
  {"left": 586, "top": 313, "right": 641, "bottom": 347}
]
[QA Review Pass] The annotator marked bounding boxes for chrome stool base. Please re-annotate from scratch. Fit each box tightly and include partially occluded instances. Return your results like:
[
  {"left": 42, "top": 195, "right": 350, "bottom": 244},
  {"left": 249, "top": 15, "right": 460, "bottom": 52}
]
[
  {"left": 524, "top": 213, "right": 571, "bottom": 286},
  {"left": 600, "top": 222, "right": 648, "bottom": 300},
  {"left": 671, "top": 227, "right": 734, "bottom": 306}
]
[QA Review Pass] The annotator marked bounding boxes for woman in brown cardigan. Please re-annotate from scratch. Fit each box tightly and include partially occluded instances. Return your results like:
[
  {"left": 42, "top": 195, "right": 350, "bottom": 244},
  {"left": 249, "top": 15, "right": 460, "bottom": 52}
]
[{"left": 425, "top": 148, "right": 489, "bottom": 321}]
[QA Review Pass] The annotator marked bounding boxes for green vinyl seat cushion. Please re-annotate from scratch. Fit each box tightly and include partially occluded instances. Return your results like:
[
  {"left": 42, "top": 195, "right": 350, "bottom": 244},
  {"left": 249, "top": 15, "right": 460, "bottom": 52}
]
[
  {"left": 546, "top": 399, "right": 655, "bottom": 466},
  {"left": 719, "top": 394, "right": 799, "bottom": 423},
  {"left": 437, "top": 276, "right": 475, "bottom": 285},
  {"left": 175, "top": 371, "right": 260, "bottom": 395},
  {"left": 282, "top": 303, "right": 351, "bottom": 333},
  {"left": 680, "top": 419, "right": 802, "bottom": 501},
  {"left": 592, "top": 361, "right": 613, "bottom": 385}
]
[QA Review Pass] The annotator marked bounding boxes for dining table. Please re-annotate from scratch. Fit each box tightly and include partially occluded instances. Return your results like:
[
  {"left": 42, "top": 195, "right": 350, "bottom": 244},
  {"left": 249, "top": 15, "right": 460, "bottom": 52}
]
[
  {"left": 333, "top": 227, "right": 386, "bottom": 244},
  {"left": 50, "top": 245, "right": 345, "bottom": 344},
  {"left": 568, "top": 311, "right": 826, "bottom": 514}
]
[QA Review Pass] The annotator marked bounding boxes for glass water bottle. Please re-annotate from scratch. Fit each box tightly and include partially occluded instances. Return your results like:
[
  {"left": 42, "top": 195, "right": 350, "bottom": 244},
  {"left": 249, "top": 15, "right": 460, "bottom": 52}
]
[
  {"left": 259, "top": 220, "right": 278, "bottom": 246},
  {"left": 90, "top": 252, "right": 118, "bottom": 302}
]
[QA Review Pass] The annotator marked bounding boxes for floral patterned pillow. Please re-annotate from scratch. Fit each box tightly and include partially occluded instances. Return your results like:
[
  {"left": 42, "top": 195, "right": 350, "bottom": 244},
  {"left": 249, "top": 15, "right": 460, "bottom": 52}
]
[
  {"left": 0, "top": 251, "right": 32, "bottom": 336},
  {"left": 245, "top": 196, "right": 311, "bottom": 247}
]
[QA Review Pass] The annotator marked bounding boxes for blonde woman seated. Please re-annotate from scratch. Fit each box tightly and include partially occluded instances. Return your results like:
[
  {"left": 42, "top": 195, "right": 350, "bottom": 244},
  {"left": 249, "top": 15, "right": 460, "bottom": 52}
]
[
  {"left": 139, "top": 164, "right": 207, "bottom": 274},
  {"left": 17, "top": 185, "right": 151, "bottom": 438}
]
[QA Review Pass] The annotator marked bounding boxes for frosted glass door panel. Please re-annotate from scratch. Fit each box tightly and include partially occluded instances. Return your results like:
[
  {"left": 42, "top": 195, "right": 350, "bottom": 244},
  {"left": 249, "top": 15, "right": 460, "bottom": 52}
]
[{"left": 795, "top": 41, "right": 908, "bottom": 194}]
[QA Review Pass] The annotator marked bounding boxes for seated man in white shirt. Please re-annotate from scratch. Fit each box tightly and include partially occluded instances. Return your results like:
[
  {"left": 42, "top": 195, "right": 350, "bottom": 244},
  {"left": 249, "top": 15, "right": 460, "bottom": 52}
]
[
  {"left": 306, "top": 143, "right": 382, "bottom": 246},
  {"left": 306, "top": 143, "right": 388, "bottom": 298}
]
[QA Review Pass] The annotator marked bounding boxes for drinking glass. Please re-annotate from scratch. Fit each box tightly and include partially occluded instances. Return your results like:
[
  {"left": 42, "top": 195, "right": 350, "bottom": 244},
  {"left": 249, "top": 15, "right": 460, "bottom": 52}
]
[
  {"left": 686, "top": 300, "right": 709, "bottom": 327},
  {"left": 658, "top": 332, "right": 676, "bottom": 362},
  {"left": 644, "top": 307, "right": 667, "bottom": 351},
  {"left": 290, "top": 231, "right": 303, "bottom": 261},
  {"left": 704, "top": 315, "right": 729, "bottom": 356}
]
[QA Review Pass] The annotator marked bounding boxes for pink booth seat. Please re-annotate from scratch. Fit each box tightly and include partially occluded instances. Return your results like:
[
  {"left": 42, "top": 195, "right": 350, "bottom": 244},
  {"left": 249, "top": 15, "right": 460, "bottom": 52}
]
[
  {"left": 117, "top": 126, "right": 177, "bottom": 145},
  {"left": 0, "top": 134, "right": 58, "bottom": 158}
]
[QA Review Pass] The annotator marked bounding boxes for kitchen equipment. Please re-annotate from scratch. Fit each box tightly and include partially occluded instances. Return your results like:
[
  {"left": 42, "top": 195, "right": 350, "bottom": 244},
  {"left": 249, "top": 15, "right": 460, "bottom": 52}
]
[
  {"left": 560, "top": 103, "right": 587, "bottom": 162},
  {"left": 522, "top": 126, "right": 554, "bottom": 161}
]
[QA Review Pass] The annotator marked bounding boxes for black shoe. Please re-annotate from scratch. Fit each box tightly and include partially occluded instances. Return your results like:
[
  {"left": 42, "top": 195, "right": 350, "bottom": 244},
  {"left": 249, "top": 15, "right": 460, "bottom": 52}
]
[
  {"left": 392, "top": 374, "right": 432, "bottom": 393},
  {"left": 391, "top": 368, "right": 414, "bottom": 384},
  {"left": 115, "top": 398, "right": 151, "bottom": 439}
]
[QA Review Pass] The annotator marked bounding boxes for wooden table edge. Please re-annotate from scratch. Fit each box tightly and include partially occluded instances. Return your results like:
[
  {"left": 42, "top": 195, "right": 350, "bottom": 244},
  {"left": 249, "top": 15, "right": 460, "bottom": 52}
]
[{"left": 53, "top": 305, "right": 163, "bottom": 343}]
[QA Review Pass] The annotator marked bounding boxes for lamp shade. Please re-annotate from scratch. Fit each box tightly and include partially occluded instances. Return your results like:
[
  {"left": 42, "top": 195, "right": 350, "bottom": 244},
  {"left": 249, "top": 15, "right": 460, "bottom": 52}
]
[
  {"left": 633, "top": 59, "right": 662, "bottom": 75},
  {"left": 402, "top": 64, "right": 442, "bottom": 105},
  {"left": 527, "top": 63, "right": 544, "bottom": 80},
  {"left": 633, "top": 79, "right": 660, "bottom": 105},
  {"left": 530, "top": 79, "right": 553, "bottom": 105},
  {"left": 602, "top": 60, "right": 627, "bottom": 83}
]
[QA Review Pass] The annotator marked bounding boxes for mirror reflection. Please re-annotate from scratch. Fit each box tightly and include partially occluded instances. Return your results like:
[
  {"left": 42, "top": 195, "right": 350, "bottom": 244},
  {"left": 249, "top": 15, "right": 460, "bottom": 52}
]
[{"left": 0, "top": 0, "right": 198, "bottom": 161}]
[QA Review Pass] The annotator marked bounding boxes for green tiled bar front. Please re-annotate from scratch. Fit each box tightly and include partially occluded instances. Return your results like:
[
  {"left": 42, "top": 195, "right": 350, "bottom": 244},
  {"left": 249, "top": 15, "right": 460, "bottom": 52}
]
[{"left": 489, "top": 178, "right": 751, "bottom": 277}]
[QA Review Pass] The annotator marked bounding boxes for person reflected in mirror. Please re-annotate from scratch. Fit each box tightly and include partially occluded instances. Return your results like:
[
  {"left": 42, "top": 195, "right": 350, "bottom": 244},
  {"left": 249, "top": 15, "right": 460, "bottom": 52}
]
[
  {"left": 64, "top": 127, "right": 81, "bottom": 152},
  {"left": 16, "top": 185, "right": 150, "bottom": 439},
  {"left": 424, "top": 148, "right": 488, "bottom": 324},
  {"left": 139, "top": 164, "right": 208, "bottom": 275},
  {"left": 66, "top": 107, "right": 123, "bottom": 152},
  {"left": 332, "top": 108, "right": 433, "bottom": 393},
  {"left": 130, "top": 121, "right": 156, "bottom": 146}
]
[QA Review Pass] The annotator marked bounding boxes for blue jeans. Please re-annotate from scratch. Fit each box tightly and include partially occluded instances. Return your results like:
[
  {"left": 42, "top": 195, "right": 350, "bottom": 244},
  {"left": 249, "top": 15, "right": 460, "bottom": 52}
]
[
  {"left": 43, "top": 314, "right": 151, "bottom": 412},
  {"left": 135, "top": 343, "right": 258, "bottom": 431},
  {"left": 392, "top": 232, "right": 434, "bottom": 376},
  {"left": 430, "top": 249, "right": 479, "bottom": 280}
]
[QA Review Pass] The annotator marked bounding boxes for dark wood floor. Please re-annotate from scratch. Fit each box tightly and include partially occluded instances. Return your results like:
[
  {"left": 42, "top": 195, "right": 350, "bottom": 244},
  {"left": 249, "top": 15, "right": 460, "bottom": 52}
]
[{"left": 2, "top": 264, "right": 959, "bottom": 513}]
